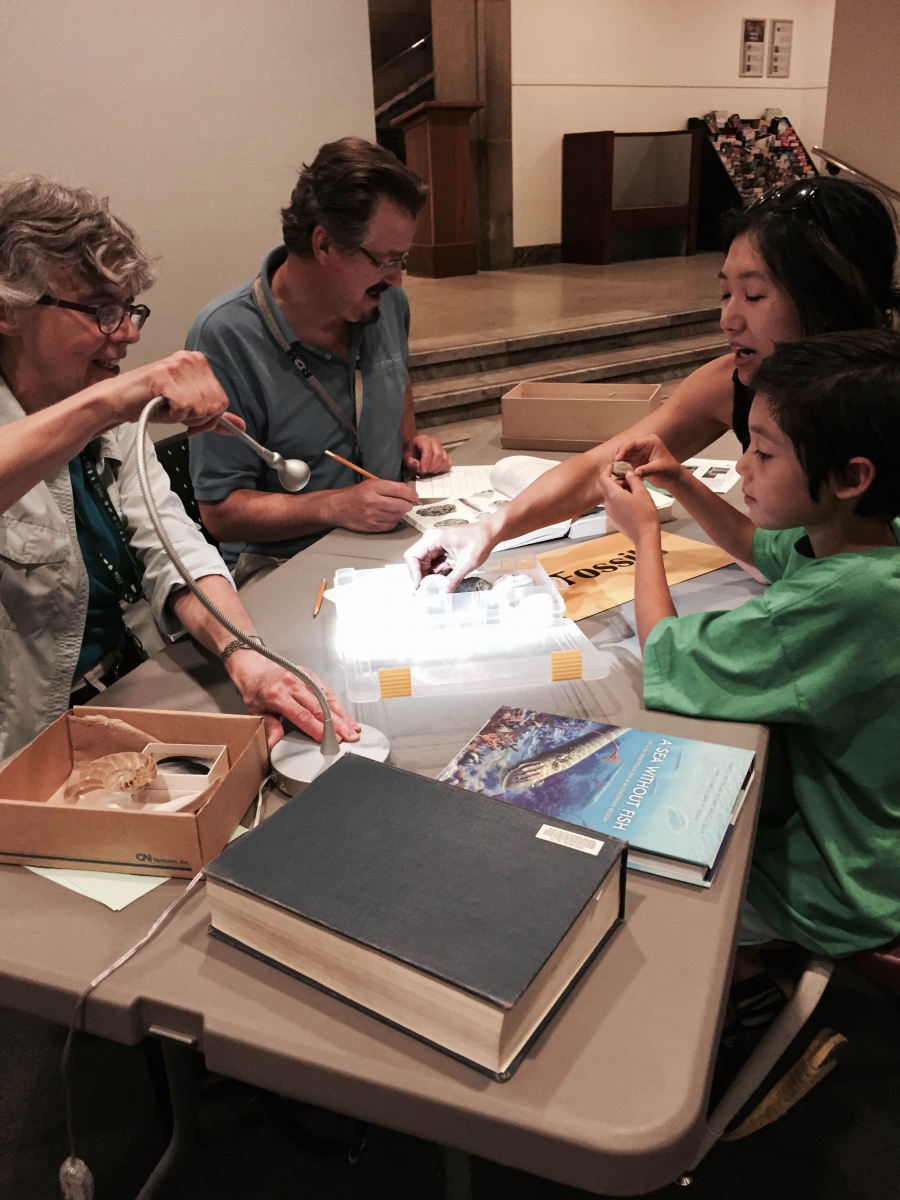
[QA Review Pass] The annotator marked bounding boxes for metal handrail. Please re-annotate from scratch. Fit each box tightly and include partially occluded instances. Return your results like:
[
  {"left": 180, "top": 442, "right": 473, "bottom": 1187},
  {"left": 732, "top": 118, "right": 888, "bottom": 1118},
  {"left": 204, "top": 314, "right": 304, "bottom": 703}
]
[
  {"left": 374, "top": 71, "right": 434, "bottom": 119},
  {"left": 811, "top": 146, "right": 900, "bottom": 203},
  {"left": 374, "top": 32, "right": 432, "bottom": 76}
]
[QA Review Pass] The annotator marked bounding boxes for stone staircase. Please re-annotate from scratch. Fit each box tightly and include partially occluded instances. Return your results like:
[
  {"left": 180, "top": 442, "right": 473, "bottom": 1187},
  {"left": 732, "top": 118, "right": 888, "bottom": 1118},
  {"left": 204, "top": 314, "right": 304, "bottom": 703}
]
[{"left": 411, "top": 305, "right": 726, "bottom": 428}]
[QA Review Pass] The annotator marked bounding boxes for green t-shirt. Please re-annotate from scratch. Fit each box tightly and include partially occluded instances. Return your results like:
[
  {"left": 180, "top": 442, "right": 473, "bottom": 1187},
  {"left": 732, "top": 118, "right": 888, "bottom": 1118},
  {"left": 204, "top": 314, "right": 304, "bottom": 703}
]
[{"left": 643, "top": 523, "right": 900, "bottom": 957}]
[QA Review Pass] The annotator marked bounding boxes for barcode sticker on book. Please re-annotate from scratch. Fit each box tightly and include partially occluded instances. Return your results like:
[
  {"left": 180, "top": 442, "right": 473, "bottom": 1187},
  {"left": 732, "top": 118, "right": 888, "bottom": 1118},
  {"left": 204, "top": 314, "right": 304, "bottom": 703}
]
[{"left": 536, "top": 824, "right": 604, "bottom": 856}]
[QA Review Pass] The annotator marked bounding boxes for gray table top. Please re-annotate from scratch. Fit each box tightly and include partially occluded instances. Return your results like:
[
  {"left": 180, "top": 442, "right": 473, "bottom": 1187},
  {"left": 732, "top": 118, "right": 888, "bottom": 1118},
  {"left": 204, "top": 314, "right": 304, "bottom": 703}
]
[{"left": 0, "top": 430, "right": 766, "bottom": 1196}]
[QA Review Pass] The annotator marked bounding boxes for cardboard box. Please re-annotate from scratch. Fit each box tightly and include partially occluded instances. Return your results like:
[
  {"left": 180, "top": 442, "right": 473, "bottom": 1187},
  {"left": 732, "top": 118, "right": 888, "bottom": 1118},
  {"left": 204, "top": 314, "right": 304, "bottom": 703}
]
[
  {"left": 0, "top": 707, "right": 268, "bottom": 877},
  {"left": 501, "top": 382, "right": 662, "bottom": 452}
]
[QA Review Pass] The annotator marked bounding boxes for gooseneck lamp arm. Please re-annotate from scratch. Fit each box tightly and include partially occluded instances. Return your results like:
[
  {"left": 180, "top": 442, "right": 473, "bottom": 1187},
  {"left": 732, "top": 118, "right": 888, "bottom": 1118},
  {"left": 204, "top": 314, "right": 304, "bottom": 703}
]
[
  {"left": 216, "top": 415, "right": 311, "bottom": 492},
  {"left": 135, "top": 397, "right": 339, "bottom": 757}
]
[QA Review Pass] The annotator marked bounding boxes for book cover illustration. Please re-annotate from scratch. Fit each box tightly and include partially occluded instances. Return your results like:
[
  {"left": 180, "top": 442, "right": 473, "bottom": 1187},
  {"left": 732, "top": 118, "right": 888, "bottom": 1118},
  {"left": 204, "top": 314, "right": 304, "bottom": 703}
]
[{"left": 438, "top": 706, "right": 755, "bottom": 868}]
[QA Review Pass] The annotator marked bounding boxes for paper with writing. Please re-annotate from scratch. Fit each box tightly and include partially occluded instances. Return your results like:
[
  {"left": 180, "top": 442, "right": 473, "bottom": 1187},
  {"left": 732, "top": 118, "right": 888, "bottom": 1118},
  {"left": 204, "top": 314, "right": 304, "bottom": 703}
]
[{"left": 538, "top": 532, "right": 733, "bottom": 621}]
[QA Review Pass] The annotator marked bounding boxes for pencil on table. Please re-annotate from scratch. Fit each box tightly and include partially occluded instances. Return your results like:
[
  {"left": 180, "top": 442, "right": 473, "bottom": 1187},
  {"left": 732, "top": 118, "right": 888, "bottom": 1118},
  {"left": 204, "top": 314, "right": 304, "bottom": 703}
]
[
  {"left": 324, "top": 449, "right": 380, "bottom": 481},
  {"left": 312, "top": 578, "right": 327, "bottom": 618}
]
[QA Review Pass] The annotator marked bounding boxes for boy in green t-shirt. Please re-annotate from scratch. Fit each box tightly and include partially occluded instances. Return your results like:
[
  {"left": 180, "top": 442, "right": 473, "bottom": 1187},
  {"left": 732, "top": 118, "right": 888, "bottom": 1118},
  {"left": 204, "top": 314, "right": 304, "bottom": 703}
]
[{"left": 600, "top": 329, "right": 900, "bottom": 999}]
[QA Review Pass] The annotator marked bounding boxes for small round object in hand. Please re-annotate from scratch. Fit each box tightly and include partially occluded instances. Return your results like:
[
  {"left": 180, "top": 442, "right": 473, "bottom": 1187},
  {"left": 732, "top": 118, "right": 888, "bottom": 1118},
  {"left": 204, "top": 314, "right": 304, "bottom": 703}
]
[{"left": 611, "top": 460, "right": 633, "bottom": 478}]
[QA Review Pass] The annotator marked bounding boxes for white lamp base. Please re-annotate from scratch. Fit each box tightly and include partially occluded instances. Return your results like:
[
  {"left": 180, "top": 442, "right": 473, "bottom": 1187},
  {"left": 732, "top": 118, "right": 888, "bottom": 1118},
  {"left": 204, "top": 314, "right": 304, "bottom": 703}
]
[{"left": 270, "top": 724, "right": 391, "bottom": 795}]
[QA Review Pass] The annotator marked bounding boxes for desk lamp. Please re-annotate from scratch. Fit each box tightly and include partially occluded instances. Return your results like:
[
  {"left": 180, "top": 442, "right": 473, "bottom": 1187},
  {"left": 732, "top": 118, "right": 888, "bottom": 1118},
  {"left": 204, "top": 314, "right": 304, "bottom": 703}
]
[{"left": 136, "top": 397, "right": 389, "bottom": 777}]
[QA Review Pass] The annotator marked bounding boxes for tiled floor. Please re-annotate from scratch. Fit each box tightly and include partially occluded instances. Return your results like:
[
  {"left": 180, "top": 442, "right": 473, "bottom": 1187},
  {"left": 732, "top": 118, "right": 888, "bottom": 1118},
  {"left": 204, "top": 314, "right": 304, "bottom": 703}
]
[{"left": 406, "top": 255, "right": 723, "bottom": 351}]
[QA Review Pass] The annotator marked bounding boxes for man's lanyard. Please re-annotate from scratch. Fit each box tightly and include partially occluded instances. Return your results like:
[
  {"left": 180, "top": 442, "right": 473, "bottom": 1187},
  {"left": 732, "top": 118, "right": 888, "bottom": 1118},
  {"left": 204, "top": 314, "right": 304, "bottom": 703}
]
[
  {"left": 252, "top": 275, "right": 364, "bottom": 452},
  {"left": 75, "top": 448, "right": 144, "bottom": 604}
]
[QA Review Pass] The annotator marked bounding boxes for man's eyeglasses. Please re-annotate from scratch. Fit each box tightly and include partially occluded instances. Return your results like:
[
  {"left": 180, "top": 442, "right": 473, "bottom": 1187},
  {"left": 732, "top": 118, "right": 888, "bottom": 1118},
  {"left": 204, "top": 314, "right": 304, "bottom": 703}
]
[
  {"left": 748, "top": 180, "right": 835, "bottom": 241},
  {"left": 355, "top": 245, "right": 409, "bottom": 275},
  {"left": 36, "top": 294, "right": 151, "bottom": 335}
]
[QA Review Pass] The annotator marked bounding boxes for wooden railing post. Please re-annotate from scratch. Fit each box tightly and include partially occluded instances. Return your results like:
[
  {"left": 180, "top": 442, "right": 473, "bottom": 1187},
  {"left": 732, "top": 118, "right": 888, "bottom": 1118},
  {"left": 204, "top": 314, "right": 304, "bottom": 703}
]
[{"left": 392, "top": 101, "right": 483, "bottom": 277}]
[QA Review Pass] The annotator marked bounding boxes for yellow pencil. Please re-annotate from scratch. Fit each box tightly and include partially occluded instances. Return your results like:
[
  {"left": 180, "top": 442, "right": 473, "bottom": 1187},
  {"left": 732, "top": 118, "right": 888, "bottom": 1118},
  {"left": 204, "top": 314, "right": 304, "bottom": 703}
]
[
  {"left": 312, "top": 578, "right": 327, "bottom": 618},
  {"left": 324, "top": 449, "right": 380, "bottom": 482}
]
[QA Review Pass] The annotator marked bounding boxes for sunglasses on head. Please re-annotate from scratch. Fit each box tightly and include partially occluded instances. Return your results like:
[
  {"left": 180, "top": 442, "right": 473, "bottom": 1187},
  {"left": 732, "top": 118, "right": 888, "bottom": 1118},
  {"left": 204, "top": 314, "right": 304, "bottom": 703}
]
[{"left": 748, "top": 180, "right": 836, "bottom": 241}]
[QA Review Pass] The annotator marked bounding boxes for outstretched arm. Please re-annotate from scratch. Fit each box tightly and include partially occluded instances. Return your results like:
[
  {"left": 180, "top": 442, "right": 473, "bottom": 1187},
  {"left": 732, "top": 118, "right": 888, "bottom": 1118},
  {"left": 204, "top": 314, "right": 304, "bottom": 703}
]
[
  {"left": 0, "top": 351, "right": 239, "bottom": 514},
  {"left": 405, "top": 353, "right": 736, "bottom": 590},
  {"left": 168, "top": 575, "right": 360, "bottom": 750}
]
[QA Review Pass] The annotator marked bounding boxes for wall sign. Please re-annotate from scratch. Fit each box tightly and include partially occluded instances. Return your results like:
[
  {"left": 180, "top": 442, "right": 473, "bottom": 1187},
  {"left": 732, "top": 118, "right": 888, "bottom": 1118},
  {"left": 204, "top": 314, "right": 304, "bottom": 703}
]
[
  {"left": 767, "top": 19, "right": 793, "bottom": 78},
  {"left": 740, "top": 18, "right": 766, "bottom": 78}
]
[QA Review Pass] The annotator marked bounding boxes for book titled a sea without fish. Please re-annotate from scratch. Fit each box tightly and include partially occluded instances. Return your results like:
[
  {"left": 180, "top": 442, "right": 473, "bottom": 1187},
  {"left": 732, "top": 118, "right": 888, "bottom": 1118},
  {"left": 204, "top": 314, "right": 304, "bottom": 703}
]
[
  {"left": 438, "top": 707, "right": 756, "bottom": 887},
  {"left": 206, "top": 755, "right": 626, "bottom": 1080}
]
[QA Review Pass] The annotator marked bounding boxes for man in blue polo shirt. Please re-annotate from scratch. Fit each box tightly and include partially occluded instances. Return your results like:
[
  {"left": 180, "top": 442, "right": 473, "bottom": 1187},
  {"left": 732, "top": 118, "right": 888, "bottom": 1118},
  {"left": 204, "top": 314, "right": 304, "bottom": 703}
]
[{"left": 187, "top": 137, "right": 451, "bottom": 586}]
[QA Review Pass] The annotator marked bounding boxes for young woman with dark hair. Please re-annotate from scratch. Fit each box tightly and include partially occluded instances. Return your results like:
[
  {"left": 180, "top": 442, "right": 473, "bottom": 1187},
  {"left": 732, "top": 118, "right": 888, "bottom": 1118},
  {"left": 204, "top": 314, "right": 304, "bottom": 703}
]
[{"left": 406, "top": 177, "right": 900, "bottom": 590}]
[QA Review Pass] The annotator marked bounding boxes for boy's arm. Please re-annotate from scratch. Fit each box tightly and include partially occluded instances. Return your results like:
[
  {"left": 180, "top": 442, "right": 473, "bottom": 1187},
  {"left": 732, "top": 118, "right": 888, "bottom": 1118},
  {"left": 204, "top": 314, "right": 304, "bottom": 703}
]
[
  {"left": 633, "top": 526, "right": 677, "bottom": 650},
  {"left": 616, "top": 434, "right": 757, "bottom": 568},
  {"left": 597, "top": 468, "right": 676, "bottom": 649}
]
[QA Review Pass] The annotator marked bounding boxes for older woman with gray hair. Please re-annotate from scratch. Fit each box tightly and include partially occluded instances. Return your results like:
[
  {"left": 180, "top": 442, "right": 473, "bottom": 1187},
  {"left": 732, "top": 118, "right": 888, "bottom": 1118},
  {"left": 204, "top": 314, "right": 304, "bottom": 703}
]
[{"left": 0, "top": 176, "right": 359, "bottom": 760}]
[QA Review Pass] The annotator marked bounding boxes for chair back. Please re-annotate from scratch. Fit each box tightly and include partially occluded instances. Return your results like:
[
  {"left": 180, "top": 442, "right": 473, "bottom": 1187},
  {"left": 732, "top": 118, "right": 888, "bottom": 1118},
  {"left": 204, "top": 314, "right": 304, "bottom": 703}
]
[{"left": 154, "top": 433, "right": 219, "bottom": 549}]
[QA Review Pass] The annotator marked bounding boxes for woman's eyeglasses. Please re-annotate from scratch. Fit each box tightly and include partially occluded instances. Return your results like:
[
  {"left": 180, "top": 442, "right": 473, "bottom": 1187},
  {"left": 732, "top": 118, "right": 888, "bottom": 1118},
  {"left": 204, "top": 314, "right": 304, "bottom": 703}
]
[{"left": 36, "top": 294, "right": 151, "bottom": 335}]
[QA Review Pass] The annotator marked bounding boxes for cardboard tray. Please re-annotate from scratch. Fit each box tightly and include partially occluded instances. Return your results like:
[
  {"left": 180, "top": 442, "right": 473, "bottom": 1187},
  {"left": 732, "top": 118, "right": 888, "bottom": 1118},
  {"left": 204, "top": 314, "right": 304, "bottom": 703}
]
[
  {"left": 501, "top": 382, "right": 662, "bottom": 452},
  {"left": 0, "top": 707, "right": 268, "bottom": 877}
]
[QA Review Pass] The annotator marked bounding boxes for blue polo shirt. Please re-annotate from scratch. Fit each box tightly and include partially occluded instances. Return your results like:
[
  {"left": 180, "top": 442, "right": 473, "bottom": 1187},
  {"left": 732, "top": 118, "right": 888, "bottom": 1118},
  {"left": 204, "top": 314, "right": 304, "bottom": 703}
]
[{"left": 187, "top": 245, "right": 409, "bottom": 566}]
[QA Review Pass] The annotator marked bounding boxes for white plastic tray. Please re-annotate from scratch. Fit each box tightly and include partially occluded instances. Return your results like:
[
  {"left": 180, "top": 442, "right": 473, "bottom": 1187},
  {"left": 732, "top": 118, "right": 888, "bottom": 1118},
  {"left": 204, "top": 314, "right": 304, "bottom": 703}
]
[{"left": 332, "top": 555, "right": 610, "bottom": 702}]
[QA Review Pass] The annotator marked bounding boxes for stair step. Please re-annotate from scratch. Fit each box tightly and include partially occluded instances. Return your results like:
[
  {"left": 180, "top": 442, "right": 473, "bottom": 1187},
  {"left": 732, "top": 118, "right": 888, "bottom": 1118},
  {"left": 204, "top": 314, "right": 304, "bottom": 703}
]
[
  {"left": 412, "top": 332, "right": 728, "bottom": 417},
  {"left": 409, "top": 306, "right": 721, "bottom": 383}
]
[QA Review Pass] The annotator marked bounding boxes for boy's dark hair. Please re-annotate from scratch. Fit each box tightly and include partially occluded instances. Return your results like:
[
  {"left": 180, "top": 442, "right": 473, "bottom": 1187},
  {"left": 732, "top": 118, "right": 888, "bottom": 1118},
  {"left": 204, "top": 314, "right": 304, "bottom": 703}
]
[
  {"left": 753, "top": 329, "right": 900, "bottom": 520},
  {"left": 281, "top": 137, "right": 427, "bottom": 257},
  {"left": 722, "top": 177, "right": 900, "bottom": 337}
]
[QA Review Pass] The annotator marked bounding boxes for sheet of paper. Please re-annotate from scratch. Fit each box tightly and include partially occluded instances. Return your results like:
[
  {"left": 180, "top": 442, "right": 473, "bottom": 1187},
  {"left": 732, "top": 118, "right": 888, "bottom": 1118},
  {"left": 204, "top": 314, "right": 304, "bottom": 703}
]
[
  {"left": 24, "top": 866, "right": 169, "bottom": 911},
  {"left": 538, "top": 532, "right": 733, "bottom": 621},
  {"left": 683, "top": 458, "right": 740, "bottom": 494},
  {"left": 24, "top": 823, "right": 248, "bottom": 911},
  {"left": 413, "top": 465, "right": 494, "bottom": 500}
]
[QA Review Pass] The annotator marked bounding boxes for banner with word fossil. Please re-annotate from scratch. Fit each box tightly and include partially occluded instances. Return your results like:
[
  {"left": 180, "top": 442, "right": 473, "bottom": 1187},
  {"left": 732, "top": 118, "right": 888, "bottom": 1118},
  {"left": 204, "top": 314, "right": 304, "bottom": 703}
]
[{"left": 538, "top": 532, "right": 733, "bottom": 621}]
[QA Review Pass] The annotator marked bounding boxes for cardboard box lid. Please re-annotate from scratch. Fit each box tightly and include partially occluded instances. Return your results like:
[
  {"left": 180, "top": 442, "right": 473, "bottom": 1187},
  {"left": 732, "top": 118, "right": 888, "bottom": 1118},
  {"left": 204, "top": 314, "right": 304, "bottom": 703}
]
[{"left": 503, "top": 382, "right": 662, "bottom": 403}]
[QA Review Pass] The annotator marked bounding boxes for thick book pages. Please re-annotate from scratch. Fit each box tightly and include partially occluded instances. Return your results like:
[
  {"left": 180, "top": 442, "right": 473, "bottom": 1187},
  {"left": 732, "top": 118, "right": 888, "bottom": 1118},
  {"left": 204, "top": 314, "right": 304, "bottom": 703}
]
[
  {"left": 206, "top": 754, "right": 625, "bottom": 1079},
  {"left": 406, "top": 456, "right": 571, "bottom": 549},
  {"left": 439, "top": 707, "right": 755, "bottom": 886}
]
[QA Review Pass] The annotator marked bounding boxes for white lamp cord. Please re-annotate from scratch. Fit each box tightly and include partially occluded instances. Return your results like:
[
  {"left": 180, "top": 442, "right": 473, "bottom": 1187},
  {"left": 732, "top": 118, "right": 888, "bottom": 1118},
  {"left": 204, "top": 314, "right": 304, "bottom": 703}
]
[
  {"left": 136, "top": 396, "right": 339, "bottom": 757},
  {"left": 59, "top": 773, "right": 271, "bottom": 1200},
  {"left": 60, "top": 398, "right": 336, "bottom": 1197}
]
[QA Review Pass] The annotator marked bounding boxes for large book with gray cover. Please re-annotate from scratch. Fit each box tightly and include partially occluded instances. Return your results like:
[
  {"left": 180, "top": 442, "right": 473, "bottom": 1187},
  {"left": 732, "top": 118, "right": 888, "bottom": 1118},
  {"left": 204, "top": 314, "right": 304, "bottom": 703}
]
[{"left": 206, "top": 754, "right": 626, "bottom": 1079}]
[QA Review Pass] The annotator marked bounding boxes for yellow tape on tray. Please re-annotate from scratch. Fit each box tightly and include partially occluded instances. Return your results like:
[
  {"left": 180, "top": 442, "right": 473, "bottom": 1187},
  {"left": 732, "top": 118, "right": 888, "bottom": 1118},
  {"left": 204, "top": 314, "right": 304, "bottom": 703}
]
[
  {"left": 550, "top": 650, "right": 583, "bottom": 681},
  {"left": 379, "top": 667, "right": 413, "bottom": 699}
]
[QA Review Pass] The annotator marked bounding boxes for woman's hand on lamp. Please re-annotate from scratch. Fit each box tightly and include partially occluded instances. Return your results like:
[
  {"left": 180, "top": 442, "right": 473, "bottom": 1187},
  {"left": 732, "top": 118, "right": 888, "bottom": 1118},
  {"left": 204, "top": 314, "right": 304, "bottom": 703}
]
[
  {"left": 91, "top": 350, "right": 246, "bottom": 436},
  {"left": 223, "top": 651, "right": 361, "bottom": 751}
]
